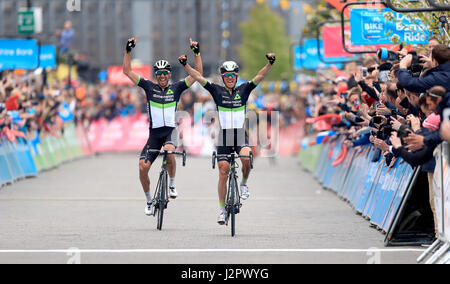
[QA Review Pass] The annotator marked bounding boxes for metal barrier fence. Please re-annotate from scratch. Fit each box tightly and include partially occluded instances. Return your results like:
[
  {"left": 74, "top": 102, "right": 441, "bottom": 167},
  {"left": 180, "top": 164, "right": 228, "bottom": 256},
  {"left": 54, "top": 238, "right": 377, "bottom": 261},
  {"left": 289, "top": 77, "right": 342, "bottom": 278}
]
[
  {"left": 417, "top": 143, "right": 450, "bottom": 264},
  {"left": 0, "top": 123, "right": 91, "bottom": 188}
]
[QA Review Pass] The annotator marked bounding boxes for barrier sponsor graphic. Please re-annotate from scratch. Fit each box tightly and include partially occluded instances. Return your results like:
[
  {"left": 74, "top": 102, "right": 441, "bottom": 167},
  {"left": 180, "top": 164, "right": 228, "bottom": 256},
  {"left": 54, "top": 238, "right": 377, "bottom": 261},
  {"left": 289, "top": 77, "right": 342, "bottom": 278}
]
[
  {"left": 350, "top": 8, "right": 429, "bottom": 45},
  {"left": 0, "top": 122, "right": 91, "bottom": 188},
  {"left": 299, "top": 136, "right": 419, "bottom": 236}
]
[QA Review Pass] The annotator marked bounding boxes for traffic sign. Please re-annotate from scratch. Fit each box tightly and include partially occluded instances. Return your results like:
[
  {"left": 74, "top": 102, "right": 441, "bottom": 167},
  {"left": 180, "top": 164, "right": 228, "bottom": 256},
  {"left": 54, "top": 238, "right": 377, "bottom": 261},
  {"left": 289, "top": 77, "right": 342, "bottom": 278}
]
[
  {"left": 18, "top": 10, "right": 34, "bottom": 34},
  {"left": 17, "top": 8, "right": 42, "bottom": 34}
]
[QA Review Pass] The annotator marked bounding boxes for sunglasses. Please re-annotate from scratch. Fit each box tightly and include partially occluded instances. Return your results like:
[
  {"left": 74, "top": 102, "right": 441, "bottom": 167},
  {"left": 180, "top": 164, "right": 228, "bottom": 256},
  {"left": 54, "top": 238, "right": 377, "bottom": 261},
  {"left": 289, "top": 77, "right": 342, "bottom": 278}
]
[
  {"left": 156, "top": 71, "right": 170, "bottom": 76},
  {"left": 223, "top": 73, "right": 237, "bottom": 78}
]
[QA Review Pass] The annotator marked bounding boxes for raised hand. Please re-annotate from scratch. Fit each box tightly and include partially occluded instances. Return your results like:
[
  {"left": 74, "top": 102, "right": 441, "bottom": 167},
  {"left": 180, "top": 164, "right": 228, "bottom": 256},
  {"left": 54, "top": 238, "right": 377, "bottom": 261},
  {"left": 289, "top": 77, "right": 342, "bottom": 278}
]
[
  {"left": 126, "top": 37, "right": 137, "bottom": 53},
  {"left": 190, "top": 38, "right": 200, "bottom": 56},
  {"left": 266, "top": 53, "right": 276, "bottom": 65},
  {"left": 178, "top": 55, "right": 188, "bottom": 66}
]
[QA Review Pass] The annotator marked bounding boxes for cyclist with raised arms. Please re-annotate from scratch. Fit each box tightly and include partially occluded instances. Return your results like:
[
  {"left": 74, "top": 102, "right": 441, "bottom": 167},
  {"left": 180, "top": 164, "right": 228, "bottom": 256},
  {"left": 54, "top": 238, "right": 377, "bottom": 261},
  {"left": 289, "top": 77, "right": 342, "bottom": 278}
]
[
  {"left": 178, "top": 53, "right": 275, "bottom": 224},
  {"left": 123, "top": 37, "right": 203, "bottom": 216}
]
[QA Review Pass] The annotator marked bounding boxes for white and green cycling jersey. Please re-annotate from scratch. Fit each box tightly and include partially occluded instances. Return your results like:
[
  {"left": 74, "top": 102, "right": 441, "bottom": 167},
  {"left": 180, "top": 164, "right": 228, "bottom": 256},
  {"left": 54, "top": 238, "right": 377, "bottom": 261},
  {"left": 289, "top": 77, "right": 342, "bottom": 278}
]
[
  {"left": 137, "top": 76, "right": 190, "bottom": 129},
  {"left": 203, "top": 80, "right": 258, "bottom": 130}
]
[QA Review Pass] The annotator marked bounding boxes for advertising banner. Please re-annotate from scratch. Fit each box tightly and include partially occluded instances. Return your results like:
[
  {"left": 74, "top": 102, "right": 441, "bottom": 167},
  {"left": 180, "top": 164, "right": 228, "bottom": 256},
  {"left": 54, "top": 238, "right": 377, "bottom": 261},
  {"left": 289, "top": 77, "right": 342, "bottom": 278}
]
[
  {"left": 107, "top": 65, "right": 152, "bottom": 85},
  {"left": 0, "top": 39, "right": 39, "bottom": 70},
  {"left": 323, "top": 26, "right": 391, "bottom": 58},
  {"left": 39, "top": 45, "right": 57, "bottom": 69},
  {"left": 294, "top": 39, "right": 346, "bottom": 70},
  {"left": 350, "top": 8, "right": 429, "bottom": 45}
]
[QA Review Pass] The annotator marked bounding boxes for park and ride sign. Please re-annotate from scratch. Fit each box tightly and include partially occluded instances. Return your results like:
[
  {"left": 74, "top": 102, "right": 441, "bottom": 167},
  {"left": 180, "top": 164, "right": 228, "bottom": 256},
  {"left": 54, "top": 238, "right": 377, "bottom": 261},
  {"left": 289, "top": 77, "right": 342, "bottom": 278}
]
[{"left": 350, "top": 8, "right": 429, "bottom": 45}]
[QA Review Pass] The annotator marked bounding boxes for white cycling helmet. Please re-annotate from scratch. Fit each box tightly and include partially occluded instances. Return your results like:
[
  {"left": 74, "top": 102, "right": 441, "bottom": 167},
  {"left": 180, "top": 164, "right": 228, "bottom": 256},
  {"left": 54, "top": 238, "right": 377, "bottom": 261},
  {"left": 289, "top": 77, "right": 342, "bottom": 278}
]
[
  {"left": 220, "top": 61, "right": 239, "bottom": 74},
  {"left": 154, "top": 60, "right": 172, "bottom": 72}
]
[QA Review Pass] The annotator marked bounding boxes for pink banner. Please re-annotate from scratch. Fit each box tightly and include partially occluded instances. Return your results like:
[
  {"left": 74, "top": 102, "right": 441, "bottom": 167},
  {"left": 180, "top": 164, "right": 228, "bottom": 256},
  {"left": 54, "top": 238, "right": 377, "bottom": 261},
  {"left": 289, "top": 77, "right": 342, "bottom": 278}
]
[
  {"left": 107, "top": 65, "right": 152, "bottom": 86},
  {"left": 278, "top": 121, "right": 305, "bottom": 157},
  {"left": 87, "top": 114, "right": 149, "bottom": 152},
  {"left": 87, "top": 114, "right": 305, "bottom": 157},
  {"left": 323, "top": 26, "right": 392, "bottom": 58}
]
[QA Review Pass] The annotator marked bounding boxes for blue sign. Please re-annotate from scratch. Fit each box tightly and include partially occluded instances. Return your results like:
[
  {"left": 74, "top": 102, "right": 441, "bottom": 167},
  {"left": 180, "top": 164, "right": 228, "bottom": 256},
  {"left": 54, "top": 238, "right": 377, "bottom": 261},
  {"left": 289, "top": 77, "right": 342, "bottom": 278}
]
[
  {"left": 350, "top": 8, "right": 429, "bottom": 45},
  {"left": 294, "top": 39, "right": 347, "bottom": 70},
  {"left": 0, "top": 39, "right": 39, "bottom": 69},
  {"left": 39, "top": 45, "right": 56, "bottom": 69}
]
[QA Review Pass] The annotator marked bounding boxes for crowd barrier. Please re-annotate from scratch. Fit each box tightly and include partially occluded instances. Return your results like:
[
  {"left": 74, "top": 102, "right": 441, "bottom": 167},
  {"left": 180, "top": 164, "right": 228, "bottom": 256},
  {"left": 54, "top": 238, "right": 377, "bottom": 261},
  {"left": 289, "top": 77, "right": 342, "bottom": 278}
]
[
  {"left": 417, "top": 143, "right": 450, "bottom": 264},
  {"left": 298, "top": 135, "right": 440, "bottom": 248},
  {"left": 0, "top": 122, "right": 93, "bottom": 188}
]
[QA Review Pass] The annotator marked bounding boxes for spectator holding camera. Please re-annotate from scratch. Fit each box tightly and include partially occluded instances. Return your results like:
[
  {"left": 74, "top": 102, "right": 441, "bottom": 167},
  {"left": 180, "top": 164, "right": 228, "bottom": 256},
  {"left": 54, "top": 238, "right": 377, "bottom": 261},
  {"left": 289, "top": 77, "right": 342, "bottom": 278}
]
[
  {"left": 403, "top": 86, "right": 449, "bottom": 151},
  {"left": 397, "top": 44, "right": 450, "bottom": 93}
]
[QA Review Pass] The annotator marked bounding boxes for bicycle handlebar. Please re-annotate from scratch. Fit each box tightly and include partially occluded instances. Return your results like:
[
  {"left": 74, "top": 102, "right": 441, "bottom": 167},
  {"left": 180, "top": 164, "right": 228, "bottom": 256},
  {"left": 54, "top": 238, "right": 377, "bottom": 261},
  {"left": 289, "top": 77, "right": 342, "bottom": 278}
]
[
  {"left": 147, "top": 149, "right": 186, "bottom": 156},
  {"left": 146, "top": 149, "right": 187, "bottom": 167},
  {"left": 215, "top": 153, "right": 252, "bottom": 159},
  {"left": 212, "top": 151, "right": 254, "bottom": 170}
]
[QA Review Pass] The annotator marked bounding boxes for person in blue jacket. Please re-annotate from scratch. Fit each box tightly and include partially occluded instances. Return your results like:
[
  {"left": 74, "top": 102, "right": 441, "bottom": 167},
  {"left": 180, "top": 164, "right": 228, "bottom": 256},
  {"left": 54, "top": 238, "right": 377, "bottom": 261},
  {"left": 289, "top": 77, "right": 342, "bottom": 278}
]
[{"left": 397, "top": 44, "right": 450, "bottom": 93}]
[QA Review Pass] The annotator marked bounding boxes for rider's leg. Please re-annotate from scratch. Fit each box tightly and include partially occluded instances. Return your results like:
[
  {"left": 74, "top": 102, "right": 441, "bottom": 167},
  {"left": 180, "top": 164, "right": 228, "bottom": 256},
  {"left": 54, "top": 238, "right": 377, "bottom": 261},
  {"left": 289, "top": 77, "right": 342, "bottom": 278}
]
[
  {"left": 239, "top": 147, "right": 252, "bottom": 200},
  {"left": 165, "top": 129, "right": 178, "bottom": 190},
  {"left": 164, "top": 143, "right": 178, "bottom": 198},
  {"left": 139, "top": 159, "right": 152, "bottom": 203},
  {"left": 239, "top": 147, "right": 252, "bottom": 182},
  {"left": 164, "top": 143, "right": 176, "bottom": 179},
  {"left": 218, "top": 161, "right": 230, "bottom": 207}
]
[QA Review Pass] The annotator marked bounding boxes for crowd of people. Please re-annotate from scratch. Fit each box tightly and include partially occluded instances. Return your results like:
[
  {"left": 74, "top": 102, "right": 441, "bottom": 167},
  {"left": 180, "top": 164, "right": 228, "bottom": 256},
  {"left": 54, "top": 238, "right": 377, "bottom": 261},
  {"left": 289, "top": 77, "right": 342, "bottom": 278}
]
[
  {"left": 302, "top": 38, "right": 450, "bottom": 237},
  {"left": 0, "top": 69, "right": 306, "bottom": 145}
]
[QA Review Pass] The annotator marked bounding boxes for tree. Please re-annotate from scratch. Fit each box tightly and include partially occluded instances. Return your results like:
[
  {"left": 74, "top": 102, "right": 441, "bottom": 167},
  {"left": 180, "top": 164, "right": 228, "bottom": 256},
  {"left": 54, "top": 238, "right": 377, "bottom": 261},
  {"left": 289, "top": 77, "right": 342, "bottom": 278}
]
[{"left": 238, "top": 2, "right": 293, "bottom": 81}]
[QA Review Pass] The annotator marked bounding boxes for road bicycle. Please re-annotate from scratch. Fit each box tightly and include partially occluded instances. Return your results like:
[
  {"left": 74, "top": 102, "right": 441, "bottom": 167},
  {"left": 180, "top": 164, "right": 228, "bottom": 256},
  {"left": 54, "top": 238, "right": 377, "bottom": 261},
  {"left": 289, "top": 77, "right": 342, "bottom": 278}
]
[
  {"left": 212, "top": 150, "right": 253, "bottom": 237},
  {"left": 146, "top": 149, "right": 186, "bottom": 231}
]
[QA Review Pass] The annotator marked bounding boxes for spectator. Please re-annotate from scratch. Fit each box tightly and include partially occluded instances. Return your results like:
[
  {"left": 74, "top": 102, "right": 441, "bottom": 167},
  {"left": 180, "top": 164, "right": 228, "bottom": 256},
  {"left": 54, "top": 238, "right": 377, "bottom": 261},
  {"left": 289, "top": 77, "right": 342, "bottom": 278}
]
[
  {"left": 397, "top": 44, "right": 450, "bottom": 93},
  {"left": 59, "top": 21, "right": 75, "bottom": 56}
]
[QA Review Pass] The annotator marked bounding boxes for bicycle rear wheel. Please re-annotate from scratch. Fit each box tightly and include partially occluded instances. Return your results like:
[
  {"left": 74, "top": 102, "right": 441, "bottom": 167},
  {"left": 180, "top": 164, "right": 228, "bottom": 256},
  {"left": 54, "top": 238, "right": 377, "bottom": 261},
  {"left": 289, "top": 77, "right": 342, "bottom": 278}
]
[{"left": 157, "top": 171, "right": 168, "bottom": 231}]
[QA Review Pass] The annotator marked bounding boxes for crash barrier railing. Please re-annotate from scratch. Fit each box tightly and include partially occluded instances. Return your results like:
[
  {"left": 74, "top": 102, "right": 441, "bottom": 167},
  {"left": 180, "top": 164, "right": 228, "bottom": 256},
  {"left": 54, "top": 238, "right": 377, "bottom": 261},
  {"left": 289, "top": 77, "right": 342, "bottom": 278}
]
[
  {"left": 417, "top": 143, "right": 450, "bottom": 264},
  {"left": 0, "top": 123, "right": 93, "bottom": 188},
  {"left": 298, "top": 135, "right": 438, "bottom": 247}
]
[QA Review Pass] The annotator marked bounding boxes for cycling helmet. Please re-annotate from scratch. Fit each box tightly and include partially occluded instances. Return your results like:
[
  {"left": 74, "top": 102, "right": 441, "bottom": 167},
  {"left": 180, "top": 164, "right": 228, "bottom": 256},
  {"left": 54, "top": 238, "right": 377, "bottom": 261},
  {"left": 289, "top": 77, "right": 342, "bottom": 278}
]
[
  {"left": 153, "top": 60, "right": 172, "bottom": 72},
  {"left": 219, "top": 61, "right": 239, "bottom": 74}
]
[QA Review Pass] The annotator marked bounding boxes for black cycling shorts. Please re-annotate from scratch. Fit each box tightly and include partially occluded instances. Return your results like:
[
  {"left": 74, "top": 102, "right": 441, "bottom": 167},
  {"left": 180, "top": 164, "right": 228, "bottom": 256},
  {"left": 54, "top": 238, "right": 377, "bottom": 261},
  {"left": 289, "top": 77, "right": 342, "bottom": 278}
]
[
  {"left": 216, "top": 128, "right": 250, "bottom": 163},
  {"left": 140, "top": 127, "right": 179, "bottom": 164}
]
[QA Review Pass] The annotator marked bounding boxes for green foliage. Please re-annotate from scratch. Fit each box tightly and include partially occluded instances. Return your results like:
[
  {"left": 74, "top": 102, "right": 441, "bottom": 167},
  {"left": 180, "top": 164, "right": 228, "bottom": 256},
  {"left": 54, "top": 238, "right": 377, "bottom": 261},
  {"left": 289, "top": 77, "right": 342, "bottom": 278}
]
[{"left": 238, "top": 2, "right": 293, "bottom": 81}]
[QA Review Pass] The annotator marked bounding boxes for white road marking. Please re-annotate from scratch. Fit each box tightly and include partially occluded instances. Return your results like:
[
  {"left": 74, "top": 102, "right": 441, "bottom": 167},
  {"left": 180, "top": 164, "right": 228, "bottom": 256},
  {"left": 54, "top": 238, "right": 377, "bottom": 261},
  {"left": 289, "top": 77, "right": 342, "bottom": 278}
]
[{"left": 0, "top": 248, "right": 426, "bottom": 253}]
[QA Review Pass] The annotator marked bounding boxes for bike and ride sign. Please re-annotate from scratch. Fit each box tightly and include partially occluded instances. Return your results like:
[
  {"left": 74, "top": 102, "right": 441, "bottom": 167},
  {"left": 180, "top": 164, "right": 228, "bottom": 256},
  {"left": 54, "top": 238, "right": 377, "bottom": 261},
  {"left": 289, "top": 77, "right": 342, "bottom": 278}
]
[{"left": 350, "top": 8, "right": 429, "bottom": 45}]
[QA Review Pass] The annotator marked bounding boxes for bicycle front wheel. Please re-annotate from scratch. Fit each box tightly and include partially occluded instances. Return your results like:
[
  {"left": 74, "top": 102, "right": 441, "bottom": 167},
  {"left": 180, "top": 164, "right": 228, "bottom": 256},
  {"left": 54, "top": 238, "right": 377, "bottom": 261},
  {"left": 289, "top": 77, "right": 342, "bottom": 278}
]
[
  {"left": 157, "top": 172, "right": 168, "bottom": 231},
  {"left": 229, "top": 176, "right": 239, "bottom": 237}
]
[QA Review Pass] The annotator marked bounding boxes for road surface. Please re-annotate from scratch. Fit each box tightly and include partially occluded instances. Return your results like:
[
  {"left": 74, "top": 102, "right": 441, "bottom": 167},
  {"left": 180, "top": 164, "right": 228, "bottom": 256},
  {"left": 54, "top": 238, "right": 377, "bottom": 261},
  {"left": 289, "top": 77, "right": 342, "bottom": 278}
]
[{"left": 0, "top": 153, "right": 424, "bottom": 264}]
